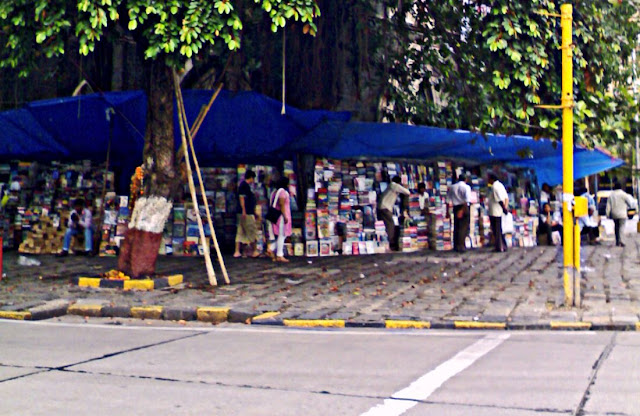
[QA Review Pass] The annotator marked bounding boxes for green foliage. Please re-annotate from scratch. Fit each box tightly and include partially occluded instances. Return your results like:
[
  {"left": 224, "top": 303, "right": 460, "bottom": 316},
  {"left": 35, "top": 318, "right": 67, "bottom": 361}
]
[
  {"left": 385, "top": 0, "right": 640, "bottom": 149},
  {"left": 0, "top": 0, "right": 319, "bottom": 73}
]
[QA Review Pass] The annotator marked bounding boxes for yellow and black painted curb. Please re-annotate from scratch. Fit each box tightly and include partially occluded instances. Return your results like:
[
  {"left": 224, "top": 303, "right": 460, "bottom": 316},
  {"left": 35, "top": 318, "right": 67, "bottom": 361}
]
[
  {"left": 71, "top": 274, "right": 183, "bottom": 291},
  {"left": 1, "top": 304, "right": 639, "bottom": 331},
  {"left": 0, "top": 311, "right": 32, "bottom": 320}
]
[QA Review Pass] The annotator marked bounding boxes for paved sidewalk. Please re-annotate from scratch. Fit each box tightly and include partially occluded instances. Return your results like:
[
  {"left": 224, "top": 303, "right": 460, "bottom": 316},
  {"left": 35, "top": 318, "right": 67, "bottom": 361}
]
[{"left": 0, "top": 232, "right": 639, "bottom": 330}]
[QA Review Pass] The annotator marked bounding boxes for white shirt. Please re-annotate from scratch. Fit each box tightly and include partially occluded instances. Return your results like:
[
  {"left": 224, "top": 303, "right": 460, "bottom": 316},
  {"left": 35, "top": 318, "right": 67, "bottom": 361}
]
[
  {"left": 418, "top": 193, "right": 428, "bottom": 211},
  {"left": 448, "top": 181, "right": 472, "bottom": 206},
  {"left": 380, "top": 182, "right": 411, "bottom": 212},
  {"left": 68, "top": 208, "right": 92, "bottom": 229},
  {"left": 540, "top": 190, "right": 550, "bottom": 204},
  {"left": 606, "top": 189, "right": 637, "bottom": 220},
  {"left": 488, "top": 180, "right": 509, "bottom": 217},
  {"left": 541, "top": 210, "right": 563, "bottom": 227}
]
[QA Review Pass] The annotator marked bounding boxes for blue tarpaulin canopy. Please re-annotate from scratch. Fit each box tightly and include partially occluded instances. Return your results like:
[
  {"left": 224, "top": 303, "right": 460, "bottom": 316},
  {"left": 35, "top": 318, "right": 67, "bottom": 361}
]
[
  {"left": 177, "top": 90, "right": 350, "bottom": 166},
  {"left": 287, "top": 121, "right": 623, "bottom": 185},
  {"left": 19, "top": 90, "right": 349, "bottom": 164},
  {"left": 0, "top": 90, "right": 622, "bottom": 190},
  {"left": 0, "top": 109, "right": 69, "bottom": 160},
  {"left": 0, "top": 89, "right": 349, "bottom": 191}
]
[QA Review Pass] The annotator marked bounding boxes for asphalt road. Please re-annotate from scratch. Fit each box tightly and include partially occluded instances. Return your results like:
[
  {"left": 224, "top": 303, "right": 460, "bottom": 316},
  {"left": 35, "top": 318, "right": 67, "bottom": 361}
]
[{"left": 0, "top": 319, "right": 639, "bottom": 416}]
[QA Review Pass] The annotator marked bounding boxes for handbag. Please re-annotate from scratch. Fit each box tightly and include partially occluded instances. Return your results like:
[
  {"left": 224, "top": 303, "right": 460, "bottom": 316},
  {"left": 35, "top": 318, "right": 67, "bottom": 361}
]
[
  {"left": 265, "top": 189, "right": 283, "bottom": 223},
  {"left": 501, "top": 212, "right": 515, "bottom": 235}
]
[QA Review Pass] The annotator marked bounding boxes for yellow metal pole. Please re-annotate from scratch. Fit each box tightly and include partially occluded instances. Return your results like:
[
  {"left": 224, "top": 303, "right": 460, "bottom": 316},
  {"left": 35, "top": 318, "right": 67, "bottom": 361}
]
[
  {"left": 574, "top": 223, "right": 581, "bottom": 305},
  {"left": 561, "top": 4, "right": 575, "bottom": 306}
]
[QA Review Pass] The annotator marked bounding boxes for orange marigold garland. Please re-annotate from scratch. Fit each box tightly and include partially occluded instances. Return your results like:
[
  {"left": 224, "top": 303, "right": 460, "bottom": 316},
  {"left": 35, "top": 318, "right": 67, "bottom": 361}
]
[{"left": 129, "top": 165, "right": 144, "bottom": 210}]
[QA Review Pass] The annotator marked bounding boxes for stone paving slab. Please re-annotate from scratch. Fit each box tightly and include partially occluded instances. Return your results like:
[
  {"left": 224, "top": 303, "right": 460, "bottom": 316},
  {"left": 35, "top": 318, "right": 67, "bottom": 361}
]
[{"left": 0, "top": 235, "right": 640, "bottom": 330}]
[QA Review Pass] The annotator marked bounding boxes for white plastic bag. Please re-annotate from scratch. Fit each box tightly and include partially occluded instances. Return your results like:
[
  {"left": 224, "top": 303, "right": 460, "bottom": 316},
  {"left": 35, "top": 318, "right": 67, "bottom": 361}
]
[
  {"left": 18, "top": 256, "right": 41, "bottom": 267},
  {"left": 601, "top": 219, "right": 614, "bottom": 236},
  {"left": 501, "top": 213, "right": 514, "bottom": 235}
]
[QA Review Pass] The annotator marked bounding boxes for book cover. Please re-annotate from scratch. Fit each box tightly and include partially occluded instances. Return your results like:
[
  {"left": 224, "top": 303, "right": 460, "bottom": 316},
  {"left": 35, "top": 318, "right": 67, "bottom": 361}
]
[
  {"left": 173, "top": 223, "right": 185, "bottom": 238},
  {"left": 173, "top": 206, "right": 186, "bottom": 223},
  {"left": 319, "top": 239, "right": 332, "bottom": 256},
  {"left": 306, "top": 240, "right": 319, "bottom": 257}
]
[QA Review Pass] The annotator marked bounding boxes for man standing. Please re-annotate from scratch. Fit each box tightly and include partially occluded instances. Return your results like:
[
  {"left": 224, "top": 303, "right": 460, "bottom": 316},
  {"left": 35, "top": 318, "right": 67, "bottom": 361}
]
[
  {"left": 448, "top": 174, "right": 472, "bottom": 252},
  {"left": 606, "top": 182, "right": 636, "bottom": 247},
  {"left": 234, "top": 170, "right": 260, "bottom": 258},
  {"left": 487, "top": 173, "right": 509, "bottom": 252},
  {"left": 378, "top": 176, "right": 411, "bottom": 251},
  {"left": 417, "top": 182, "right": 429, "bottom": 216}
]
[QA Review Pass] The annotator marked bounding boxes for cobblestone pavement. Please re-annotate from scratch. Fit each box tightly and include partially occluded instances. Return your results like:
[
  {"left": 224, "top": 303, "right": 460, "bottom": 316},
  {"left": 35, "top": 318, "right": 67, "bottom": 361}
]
[{"left": 1, "top": 233, "right": 639, "bottom": 328}]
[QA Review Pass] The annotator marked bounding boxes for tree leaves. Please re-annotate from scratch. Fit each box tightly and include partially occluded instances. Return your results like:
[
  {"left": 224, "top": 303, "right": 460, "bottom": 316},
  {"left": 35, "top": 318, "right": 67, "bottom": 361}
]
[
  {"left": 385, "top": 0, "right": 640, "bottom": 150},
  {"left": 0, "top": 0, "right": 319, "bottom": 74}
]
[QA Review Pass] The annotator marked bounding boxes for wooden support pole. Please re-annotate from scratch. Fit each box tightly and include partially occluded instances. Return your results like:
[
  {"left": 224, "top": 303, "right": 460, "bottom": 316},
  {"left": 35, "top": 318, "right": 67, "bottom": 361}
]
[
  {"left": 176, "top": 84, "right": 223, "bottom": 164},
  {"left": 191, "top": 83, "right": 223, "bottom": 139},
  {"left": 173, "top": 71, "right": 217, "bottom": 286},
  {"left": 176, "top": 87, "right": 230, "bottom": 285}
]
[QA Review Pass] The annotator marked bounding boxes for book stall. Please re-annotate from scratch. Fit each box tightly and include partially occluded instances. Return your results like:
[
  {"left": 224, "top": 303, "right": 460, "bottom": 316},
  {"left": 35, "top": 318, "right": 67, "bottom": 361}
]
[
  {"left": 98, "top": 161, "right": 301, "bottom": 258},
  {"left": 298, "top": 157, "right": 541, "bottom": 257},
  {"left": 1, "top": 154, "right": 540, "bottom": 259},
  {"left": 0, "top": 160, "right": 115, "bottom": 254}
]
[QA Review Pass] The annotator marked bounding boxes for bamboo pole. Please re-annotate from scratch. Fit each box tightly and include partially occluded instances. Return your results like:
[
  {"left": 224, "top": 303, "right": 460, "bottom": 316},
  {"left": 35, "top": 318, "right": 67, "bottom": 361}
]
[
  {"left": 191, "top": 83, "right": 223, "bottom": 139},
  {"left": 176, "top": 85, "right": 230, "bottom": 285},
  {"left": 176, "top": 84, "right": 223, "bottom": 164},
  {"left": 93, "top": 108, "right": 115, "bottom": 254},
  {"left": 173, "top": 71, "right": 217, "bottom": 286}
]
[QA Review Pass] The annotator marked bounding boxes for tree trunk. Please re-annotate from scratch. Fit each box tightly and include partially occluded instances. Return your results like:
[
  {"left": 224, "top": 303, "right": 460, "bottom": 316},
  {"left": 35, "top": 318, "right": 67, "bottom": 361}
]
[
  {"left": 118, "top": 61, "right": 176, "bottom": 278},
  {"left": 111, "top": 25, "right": 124, "bottom": 91}
]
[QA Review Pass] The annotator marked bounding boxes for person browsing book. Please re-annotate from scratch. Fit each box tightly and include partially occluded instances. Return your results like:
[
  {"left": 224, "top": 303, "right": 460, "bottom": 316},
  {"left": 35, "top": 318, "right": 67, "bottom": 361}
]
[
  {"left": 234, "top": 170, "right": 260, "bottom": 258},
  {"left": 268, "top": 177, "right": 292, "bottom": 263},
  {"left": 487, "top": 173, "right": 509, "bottom": 252},
  {"left": 378, "top": 176, "right": 410, "bottom": 251},
  {"left": 447, "top": 173, "right": 472, "bottom": 252}
]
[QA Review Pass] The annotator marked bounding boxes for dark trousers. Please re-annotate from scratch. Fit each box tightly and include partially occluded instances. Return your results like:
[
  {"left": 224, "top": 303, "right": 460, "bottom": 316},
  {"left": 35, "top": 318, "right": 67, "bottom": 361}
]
[
  {"left": 614, "top": 218, "right": 626, "bottom": 245},
  {"left": 453, "top": 205, "right": 470, "bottom": 252},
  {"left": 489, "top": 215, "right": 506, "bottom": 252},
  {"left": 378, "top": 208, "right": 396, "bottom": 250},
  {"left": 581, "top": 225, "right": 599, "bottom": 242},
  {"left": 538, "top": 222, "right": 563, "bottom": 245}
]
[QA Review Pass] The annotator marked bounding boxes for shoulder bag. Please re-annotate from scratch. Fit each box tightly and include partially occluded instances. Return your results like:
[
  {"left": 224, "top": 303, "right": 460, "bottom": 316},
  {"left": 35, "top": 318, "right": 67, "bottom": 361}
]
[{"left": 266, "top": 189, "right": 283, "bottom": 223}]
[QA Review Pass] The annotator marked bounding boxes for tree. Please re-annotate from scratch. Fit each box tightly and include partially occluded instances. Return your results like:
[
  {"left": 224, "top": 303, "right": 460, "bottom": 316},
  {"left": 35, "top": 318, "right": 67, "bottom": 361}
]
[
  {"left": 384, "top": 0, "right": 640, "bottom": 150},
  {"left": 0, "top": 0, "right": 320, "bottom": 277}
]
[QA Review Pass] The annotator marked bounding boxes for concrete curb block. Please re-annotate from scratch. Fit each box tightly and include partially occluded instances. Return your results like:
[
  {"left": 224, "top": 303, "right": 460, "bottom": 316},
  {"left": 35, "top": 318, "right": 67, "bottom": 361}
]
[
  {"left": 130, "top": 306, "right": 163, "bottom": 320},
  {"left": 0, "top": 310, "right": 32, "bottom": 320},
  {"left": 68, "top": 304, "right": 103, "bottom": 318},
  {"left": 344, "top": 321, "right": 386, "bottom": 328},
  {"left": 251, "top": 311, "right": 284, "bottom": 326},
  {"left": 163, "top": 307, "right": 197, "bottom": 321},
  {"left": 29, "top": 300, "right": 71, "bottom": 321},
  {"left": 549, "top": 321, "right": 593, "bottom": 330},
  {"left": 102, "top": 305, "right": 132, "bottom": 318},
  {"left": 228, "top": 309, "right": 255, "bottom": 324},
  {"left": 283, "top": 319, "right": 345, "bottom": 328},
  {"left": 71, "top": 275, "right": 183, "bottom": 291},
  {"left": 196, "top": 307, "right": 230, "bottom": 324}
]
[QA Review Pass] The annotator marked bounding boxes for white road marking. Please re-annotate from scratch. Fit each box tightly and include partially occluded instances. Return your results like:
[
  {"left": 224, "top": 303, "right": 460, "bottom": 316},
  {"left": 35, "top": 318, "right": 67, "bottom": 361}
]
[{"left": 361, "top": 333, "right": 511, "bottom": 416}]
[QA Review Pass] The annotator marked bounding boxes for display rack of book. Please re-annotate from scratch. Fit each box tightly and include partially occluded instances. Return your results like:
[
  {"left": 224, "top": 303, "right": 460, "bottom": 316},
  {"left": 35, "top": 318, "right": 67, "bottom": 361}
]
[
  {"left": 306, "top": 158, "right": 385, "bottom": 256},
  {"left": 152, "top": 163, "right": 288, "bottom": 256},
  {"left": 4, "top": 160, "right": 116, "bottom": 254},
  {"left": 98, "top": 195, "right": 129, "bottom": 256}
]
